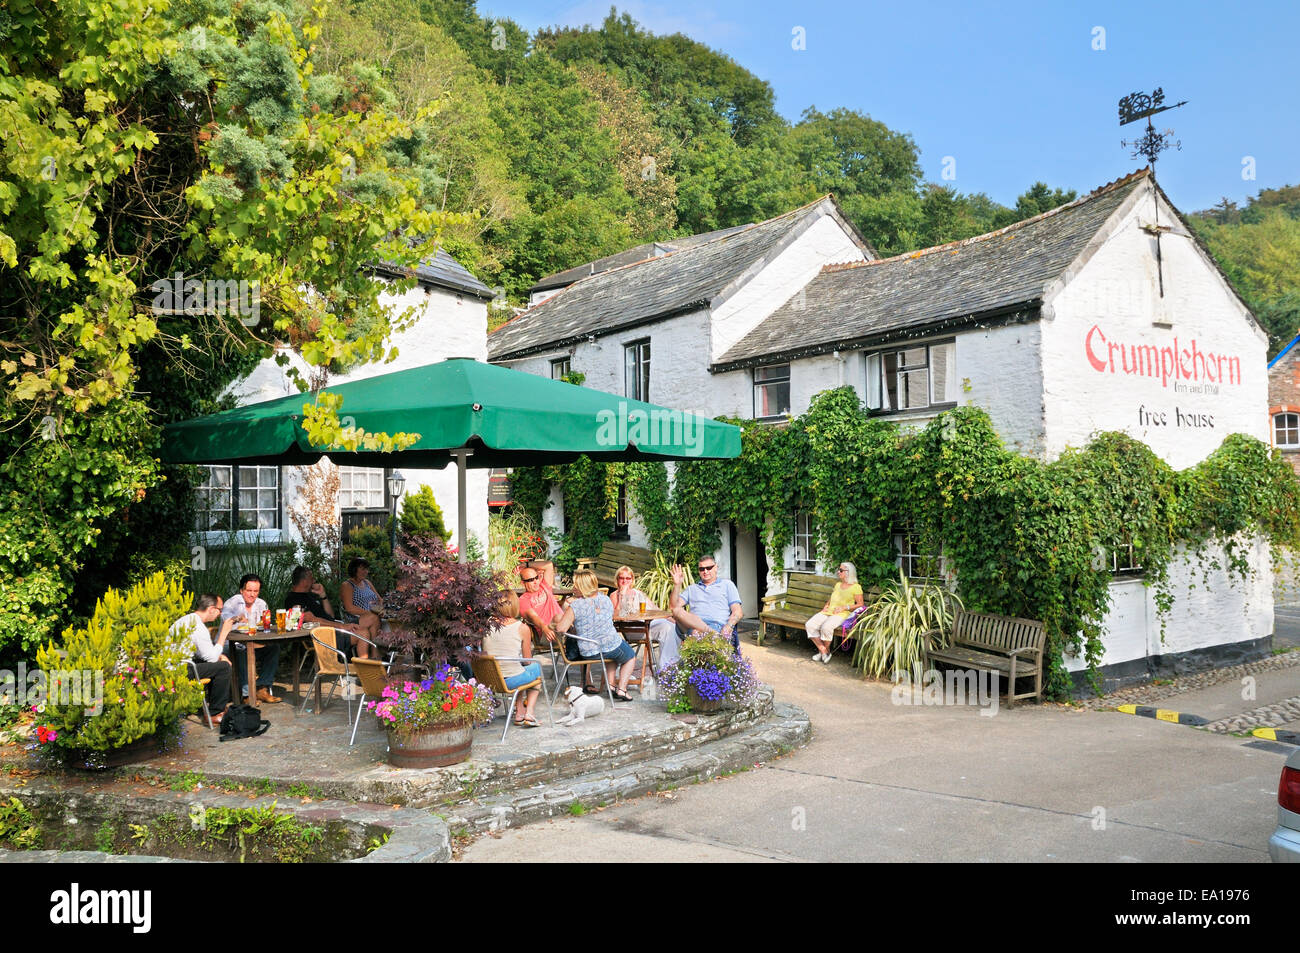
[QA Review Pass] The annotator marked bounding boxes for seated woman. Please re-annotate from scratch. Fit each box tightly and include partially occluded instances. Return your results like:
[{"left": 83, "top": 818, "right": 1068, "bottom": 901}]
[
  {"left": 556, "top": 569, "right": 637, "bottom": 702},
  {"left": 340, "top": 557, "right": 385, "bottom": 649},
  {"left": 482, "top": 591, "right": 543, "bottom": 728},
  {"left": 609, "top": 564, "right": 680, "bottom": 671},
  {"left": 805, "top": 562, "right": 864, "bottom": 664}
]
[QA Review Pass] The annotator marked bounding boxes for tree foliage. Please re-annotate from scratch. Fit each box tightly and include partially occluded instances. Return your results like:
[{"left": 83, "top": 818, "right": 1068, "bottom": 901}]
[{"left": 0, "top": 0, "right": 463, "bottom": 659}]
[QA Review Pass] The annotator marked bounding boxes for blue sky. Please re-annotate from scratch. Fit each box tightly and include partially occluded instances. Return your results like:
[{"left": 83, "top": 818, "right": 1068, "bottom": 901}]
[{"left": 479, "top": 0, "right": 1298, "bottom": 212}]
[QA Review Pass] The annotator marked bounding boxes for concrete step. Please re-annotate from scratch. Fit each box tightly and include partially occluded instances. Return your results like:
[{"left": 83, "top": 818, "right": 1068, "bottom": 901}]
[{"left": 438, "top": 700, "right": 811, "bottom": 837}]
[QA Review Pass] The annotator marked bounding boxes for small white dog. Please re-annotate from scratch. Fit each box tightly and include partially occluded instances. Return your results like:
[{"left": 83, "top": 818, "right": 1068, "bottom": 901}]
[{"left": 557, "top": 685, "right": 606, "bottom": 726}]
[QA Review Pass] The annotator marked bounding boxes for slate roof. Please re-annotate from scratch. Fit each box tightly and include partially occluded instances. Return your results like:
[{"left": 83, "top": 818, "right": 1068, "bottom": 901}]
[
  {"left": 489, "top": 196, "right": 872, "bottom": 362},
  {"left": 529, "top": 225, "right": 750, "bottom": 294},
  {"left": 374, "top": 249, "right": 495, "bottom": 300},
  {"left": 713, "top": 170, "right": 1153, "bottom": 370}
]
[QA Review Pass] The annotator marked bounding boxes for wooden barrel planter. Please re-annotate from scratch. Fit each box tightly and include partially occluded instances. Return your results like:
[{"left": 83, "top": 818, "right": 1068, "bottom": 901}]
[
  {"left": 386, "top": 721, "right": 473, "bottom": 768},
  {"left": 686, "top": 685, "right": 724, "bottom": 714}
]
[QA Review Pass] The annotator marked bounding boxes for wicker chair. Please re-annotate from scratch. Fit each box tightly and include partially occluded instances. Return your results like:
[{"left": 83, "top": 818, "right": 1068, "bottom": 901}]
[
  {"left": 470, "top": 654, "right": 553, "bottom": 741},
  {"left": 300, "top": 628, "right": 356, "bottom": 721},
  {"left": 349, "top": 657, "right": 392, "bottom": 746}
]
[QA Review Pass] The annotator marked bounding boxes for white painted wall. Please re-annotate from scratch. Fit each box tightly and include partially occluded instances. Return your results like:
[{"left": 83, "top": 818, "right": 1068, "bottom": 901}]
[
  {"left": 710, "top": 213, "right": 867, "bottom": 362},
  {"left": 1042, "top": 187, "right": 1267, "bottom": 466},
  {"left": 1043, "top": 186, "right": 1271, "bottom": 666},
  {"left": 499, "top": 308, "right": 752, "bottom": 420}
]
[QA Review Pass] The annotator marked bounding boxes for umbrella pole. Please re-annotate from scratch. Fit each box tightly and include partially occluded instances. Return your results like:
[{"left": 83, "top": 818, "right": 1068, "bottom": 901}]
[{"left": 453, "top": 449, "right": 472, "bottom": 564}]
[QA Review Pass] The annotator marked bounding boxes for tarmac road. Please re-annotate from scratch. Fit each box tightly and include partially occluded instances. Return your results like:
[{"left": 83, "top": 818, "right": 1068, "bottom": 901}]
[{"left": 460, "top": 633, "right": 1293, "bottom": 863}]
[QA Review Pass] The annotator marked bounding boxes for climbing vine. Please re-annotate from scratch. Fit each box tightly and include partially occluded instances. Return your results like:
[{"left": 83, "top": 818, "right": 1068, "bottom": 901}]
[{"left": 528, "top": 387, "right": 1300, "bottom": 697}]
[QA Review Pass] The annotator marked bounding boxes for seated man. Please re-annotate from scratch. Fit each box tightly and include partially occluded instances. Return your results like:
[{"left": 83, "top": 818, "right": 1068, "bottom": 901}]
[
  {"left": 170, "top": 593, "right": 233, "bottom": 724},
  {"left": 670, "top": 559, "right": 744, "bottom": 652},
  {"left": 283, "top": 566, "right": 371, "bottom": 660},
  {"left": 219, "top": 573, "right": 281, "bottom": 704},
  {"left": 519, "top": 560, "right": 593, "bottom": 692}
]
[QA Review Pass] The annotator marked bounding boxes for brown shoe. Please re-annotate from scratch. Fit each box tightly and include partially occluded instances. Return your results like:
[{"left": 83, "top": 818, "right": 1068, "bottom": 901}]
[{"left": 256, "top": 688, "right": 282, "bottom": 704}]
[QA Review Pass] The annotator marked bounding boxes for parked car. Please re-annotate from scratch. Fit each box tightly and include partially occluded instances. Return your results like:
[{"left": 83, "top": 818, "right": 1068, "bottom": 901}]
[{"left": 1270, "top": 746, "right": 1300, "bottom": 862}]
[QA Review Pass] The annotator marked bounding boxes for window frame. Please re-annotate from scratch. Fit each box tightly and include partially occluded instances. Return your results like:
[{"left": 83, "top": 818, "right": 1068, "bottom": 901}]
[
  {"left": 1274, "top": 412, "right": 1300, "bottom": 449},
  {"left": 791, "top": 511, "right": 817, "bottom": 573},
  {"left": 865, "top": 339, "right": 958, "bottom": 415},
  {"left": 892, "top": 525, "right": 941, "bottom": 581},
  {"left": 550, "top": 357, "right": 571, "bottom": 381},
  {"left": 338, "top": 466, "right": 387, "bottom": 511},
  {"left": 195, "top": 464, "right": 282, "bottom": 532},
  {"left": 753, "top": 362, "right": 792, "bottom": 421},
  {"left": 624, "top": 338, "right": 651, "bottom": 402}
]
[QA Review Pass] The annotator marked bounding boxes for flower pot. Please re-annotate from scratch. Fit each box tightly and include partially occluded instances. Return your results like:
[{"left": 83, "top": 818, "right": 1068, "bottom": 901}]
[
  {"left": 68, "top": 731, "right": 166, "bottom": 771},
  {"left": 686, "top": 685, "right": 724, "bottom": 714},
  {"left": 386, "top": 721, "right": 473, "bottom": 768}
]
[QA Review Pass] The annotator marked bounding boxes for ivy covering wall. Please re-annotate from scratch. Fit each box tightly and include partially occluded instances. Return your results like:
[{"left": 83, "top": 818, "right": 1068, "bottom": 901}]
[{"left": 510, "top": 387, "right": 1300, "bottom": 696}]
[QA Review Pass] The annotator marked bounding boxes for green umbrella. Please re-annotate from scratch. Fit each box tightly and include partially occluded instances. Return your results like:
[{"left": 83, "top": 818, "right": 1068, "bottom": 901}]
[{"left": 162, "top": 358, "right": 741, "bottom": 559}]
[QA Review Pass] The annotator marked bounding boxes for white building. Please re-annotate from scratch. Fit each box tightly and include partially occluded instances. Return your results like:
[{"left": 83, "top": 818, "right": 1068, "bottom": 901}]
[
  {"left": 490, "top": 170, "right": 1274, "bottom": 686},
  {"left": 195, "top": 250, "right": 495, "bottom": 556}
]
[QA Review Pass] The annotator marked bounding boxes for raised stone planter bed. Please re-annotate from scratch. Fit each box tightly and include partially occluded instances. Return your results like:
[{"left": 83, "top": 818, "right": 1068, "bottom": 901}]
[{"left": 0, "top": 778, "right": 448, "bottom": 863}]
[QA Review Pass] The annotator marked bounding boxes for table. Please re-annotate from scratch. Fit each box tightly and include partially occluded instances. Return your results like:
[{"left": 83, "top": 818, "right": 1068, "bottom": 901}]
[
  {"left": 615, "top": 610, "right": 672, "bottom": 690},
  {"left": 225, "top": 628, "right": 316, "bottom": 711}
]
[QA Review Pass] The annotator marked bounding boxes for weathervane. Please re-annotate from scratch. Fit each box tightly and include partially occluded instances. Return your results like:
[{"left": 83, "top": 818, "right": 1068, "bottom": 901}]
[
  {"left": 1119, "top": 87, "right": 1186, "bottom": 166},
  {"left": 1118, "top": 88, "right": 1187, "bottom": 298}
]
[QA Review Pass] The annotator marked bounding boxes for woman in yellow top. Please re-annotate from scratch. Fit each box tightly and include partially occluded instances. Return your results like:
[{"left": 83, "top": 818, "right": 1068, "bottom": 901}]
[{"left": 806, "top": 562, "right": 863, "bottom": 664}]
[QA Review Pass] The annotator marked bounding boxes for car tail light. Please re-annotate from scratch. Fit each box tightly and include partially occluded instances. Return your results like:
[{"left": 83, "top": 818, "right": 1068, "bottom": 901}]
[{"left": 1281, "top": 766, "right": 1300, "bottom": 814}]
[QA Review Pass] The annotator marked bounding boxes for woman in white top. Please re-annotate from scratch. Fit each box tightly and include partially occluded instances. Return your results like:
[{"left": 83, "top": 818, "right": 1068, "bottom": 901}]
[
  {"left": 482, "top": 590, "right": 542, "bottom": 728},
  {"left": 609, "top": 564, "right": 682, "bottom": 671}
]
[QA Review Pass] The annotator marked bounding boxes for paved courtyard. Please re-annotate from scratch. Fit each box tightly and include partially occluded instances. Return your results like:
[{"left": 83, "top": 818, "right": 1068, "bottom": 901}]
[{"left": 461, "top": 632, "right": 1298, "bottom": 862}]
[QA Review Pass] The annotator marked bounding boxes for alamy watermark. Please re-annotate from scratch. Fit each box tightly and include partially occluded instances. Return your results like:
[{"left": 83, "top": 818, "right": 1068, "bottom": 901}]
[
  {"left": 150, "top": 272, "right": 260, "bottom": 327},
  {"left": 595, "top": 401, "right": 707, "bottom": 456},
  {"left": 891, "top": 663, "right": 999, "bottom": 716},
  {"left": 1, "top": 662, "right": 104, "bottom": 716}
]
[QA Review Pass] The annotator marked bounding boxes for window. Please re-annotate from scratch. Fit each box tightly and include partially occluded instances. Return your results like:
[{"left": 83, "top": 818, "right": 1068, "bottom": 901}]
[
  {"left": 866, "top": 341, "right": 957, "bottom": 413},
  {"left": 614, "top": 482, "right": 629, "bottom": 536},
  {"left": 892, "top": 526, "right": 940, "bottom": 580},
  {"left": 195, "top": 465, "right": 280, "bottom": 531},
  {"left": 753, "top": 363, "right": 791, "bottom": 420},
  {"left": 339, "top": 466, "right": 385, "bottom": 509},
  {"left": 1275, "top": 413, "right": 1300, "bottom": 449},
  {"left": 550, "top": 357, "right": 571, "bottom": 380},
  {"left": 624, "top": 339, "right": 650, "bottom": 402},
  {"left": 791, "top": 511, "right": 817, "bottom": 572},
  {"left": 1108, "top": 540, "right": 1143, "bottom": 576},
  {"left": 195, "top": 465, "right": 232, "bottom": 531}
]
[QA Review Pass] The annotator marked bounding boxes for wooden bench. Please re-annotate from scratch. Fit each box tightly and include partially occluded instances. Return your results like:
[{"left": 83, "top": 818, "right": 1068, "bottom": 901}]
[
  {"left": 759, "top": 574, "right": 878, "bottom": 648},
  {"left": 577, "top": 541, "right": 656, "bottom": 591},
  {"left": 926, "top": 609, "right": 1045, "bottom": 707}
]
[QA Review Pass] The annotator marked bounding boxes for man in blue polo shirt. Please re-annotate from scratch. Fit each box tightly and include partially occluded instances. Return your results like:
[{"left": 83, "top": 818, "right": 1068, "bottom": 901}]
[{"left": 670, "top": 559, "right": 744, "bottom": 651}]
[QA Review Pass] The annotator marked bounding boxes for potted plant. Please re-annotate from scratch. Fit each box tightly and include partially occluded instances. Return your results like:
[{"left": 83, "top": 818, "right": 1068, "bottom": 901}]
[
  {"left": 384, "top": 534, "right": 506, "bottom": 664},
  {"left": 369, "top": 664, "right": 493, "bottom": 767},
  {"left": 658, "top": 632, "right": 759, "bottom": 715},
  {"left": 33, "top": 573, "right": 205, "bottom": 769},
  {"left": 849, "top": 569, "right": 961, "bottom": 678}
]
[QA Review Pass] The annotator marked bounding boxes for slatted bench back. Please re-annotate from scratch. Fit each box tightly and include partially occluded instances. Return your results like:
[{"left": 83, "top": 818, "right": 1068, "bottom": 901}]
[
  {"left": 591, "top": 541, "right": 656, "bottom": 589},
  {"left": 783, "top": 574, "right": 838, "bottom": 614},
  {"left": 952, "top": 610, "right": 1045, "bottom": 653}
]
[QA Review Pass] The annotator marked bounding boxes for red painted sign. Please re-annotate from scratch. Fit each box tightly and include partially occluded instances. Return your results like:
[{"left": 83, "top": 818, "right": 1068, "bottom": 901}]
[{"left": 1085, "top": 324, "right": 1242, "bottom": 390}]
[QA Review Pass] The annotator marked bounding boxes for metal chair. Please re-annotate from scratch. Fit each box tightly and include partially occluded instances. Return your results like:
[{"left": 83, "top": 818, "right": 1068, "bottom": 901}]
[
  {"left": 186, "top": 659, "right": 213, "bottom": 729},
  {"left": 300, "top": 628, "right": 355, "bottom": 722},
  {"left": 470, "top": 654, "right": 553, "bottom": 741},
  {"left": 551, "top": 631, "right": 616, "bottom": 708},
  {"left": 349, "top": 657, "right": 392, "bottom": 746}
]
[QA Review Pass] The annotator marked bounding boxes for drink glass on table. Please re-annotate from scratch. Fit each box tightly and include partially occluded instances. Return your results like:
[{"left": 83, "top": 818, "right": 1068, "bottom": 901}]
[
  {"left": 276, "top": 609, "right": 287, "bottom": 631},
  {"left": 639, "top": 601, "right": 646, "bottom": 614}
]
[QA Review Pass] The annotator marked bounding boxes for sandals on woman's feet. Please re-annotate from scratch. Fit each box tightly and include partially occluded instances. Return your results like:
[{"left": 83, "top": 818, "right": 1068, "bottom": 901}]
[
  {"left": 612, "top": 690, "right": 633, "bottom": 702},
  {"left": 519, "top": 716, "right": 540, "bottom": 728}
]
